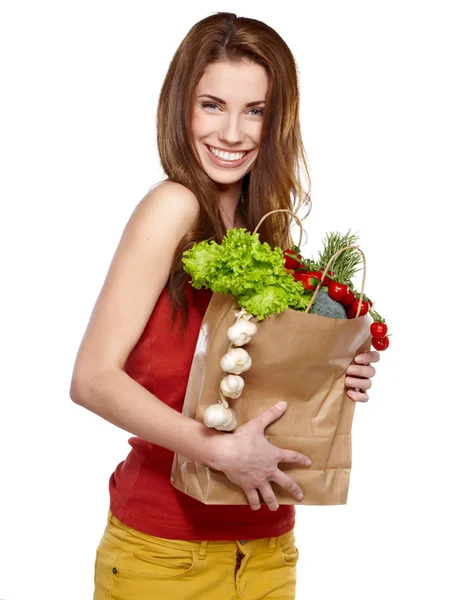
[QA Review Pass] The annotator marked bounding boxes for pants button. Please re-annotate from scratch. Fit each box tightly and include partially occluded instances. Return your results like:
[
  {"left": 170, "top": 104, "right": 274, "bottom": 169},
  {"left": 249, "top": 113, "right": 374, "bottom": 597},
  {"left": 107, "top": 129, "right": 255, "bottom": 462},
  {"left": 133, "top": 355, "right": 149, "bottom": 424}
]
[{"left": 112, "top": 567, "right": 118, "bottom": 574}]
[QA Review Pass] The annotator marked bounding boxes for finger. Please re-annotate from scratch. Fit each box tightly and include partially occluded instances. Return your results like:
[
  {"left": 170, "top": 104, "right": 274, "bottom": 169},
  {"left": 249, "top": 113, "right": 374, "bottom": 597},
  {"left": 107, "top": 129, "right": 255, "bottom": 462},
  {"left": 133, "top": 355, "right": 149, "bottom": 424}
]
[
  {"left": 278, "top": 450, "right": 312, "bottom": 468},
  {"left": 345, "top": 376, "right": 372, "bottom": 391},
  {"left": 271, "top": 469, "right": 305, "bottom": 501},
  {"left": 369, "top": 350, "right": 381, "bottom": 363},
  {"left": 346, "top": 364, "right": 376, "bottom": 378},
  {"left": 347, "top": 388, "right": 369, "bottom": 402},
  {"left": 360, "top": 365, "right": 376, "bottom": 378},
  {"left": 245, "top": 489, "right": 261, "bottom": 511},
  {"left": 354, "top": 351, "right": 380, "bottom": 365},
  {"left": 258, "top": 482, "right": 279, "bottom": 511},
  {"left": 251, "top": 401, "right": 287, "bottom": 431}
]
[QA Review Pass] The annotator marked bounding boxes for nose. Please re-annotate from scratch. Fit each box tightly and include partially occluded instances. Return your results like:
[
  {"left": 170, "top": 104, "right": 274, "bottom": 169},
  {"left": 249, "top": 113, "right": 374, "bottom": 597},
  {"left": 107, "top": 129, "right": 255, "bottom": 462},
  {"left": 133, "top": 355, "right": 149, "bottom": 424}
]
[{"left": 219, "top": 114, "right": 245, "bottom": 145}]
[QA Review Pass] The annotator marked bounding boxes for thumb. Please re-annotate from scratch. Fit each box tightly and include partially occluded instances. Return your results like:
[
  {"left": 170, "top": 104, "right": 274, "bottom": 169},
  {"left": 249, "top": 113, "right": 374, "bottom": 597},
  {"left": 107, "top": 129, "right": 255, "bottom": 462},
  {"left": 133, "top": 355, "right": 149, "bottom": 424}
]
[{"left": 253, "top": 401, "right": 288, "bottom": 431}]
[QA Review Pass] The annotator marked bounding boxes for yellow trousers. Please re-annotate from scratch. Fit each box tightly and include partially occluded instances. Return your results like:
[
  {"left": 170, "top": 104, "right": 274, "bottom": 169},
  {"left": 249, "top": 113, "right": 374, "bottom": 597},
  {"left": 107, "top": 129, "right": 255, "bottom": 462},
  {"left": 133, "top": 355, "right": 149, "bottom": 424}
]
[{"left": 93, "top": 510, "right": 298, "bottom": 600}]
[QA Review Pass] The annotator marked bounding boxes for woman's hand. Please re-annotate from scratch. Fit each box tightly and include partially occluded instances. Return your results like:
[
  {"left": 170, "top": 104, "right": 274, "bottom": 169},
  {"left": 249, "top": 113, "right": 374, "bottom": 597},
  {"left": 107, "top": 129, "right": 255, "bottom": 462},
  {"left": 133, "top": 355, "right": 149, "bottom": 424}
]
[
  {"left": 207, "top": 401, "right": 311, "bottom": 511},
  {"left": 345, "top": 350, "right": 381, "bottom": 402}
]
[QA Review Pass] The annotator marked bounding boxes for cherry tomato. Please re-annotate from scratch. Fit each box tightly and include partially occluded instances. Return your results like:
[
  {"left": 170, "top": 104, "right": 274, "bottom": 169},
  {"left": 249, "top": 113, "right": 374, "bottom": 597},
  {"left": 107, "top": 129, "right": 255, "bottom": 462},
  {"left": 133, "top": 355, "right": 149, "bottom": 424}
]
[
  {"left": 371, "top": 336, "right": 389, "bottom": 351},
  {"left": 346, "top": 305, "right": 357, "bottom": 318},
  {"left": 354, "top": 299, "right": 369, "bottom": 316},
  {"left": 328, "top": 282, "right": 349, "bottom": 302},
  {"left": 283, "top": 250, "right": 301, "bottom": 270},
  {"left": 370, "top": 322, "right": 388, "bottom": 338},
  {"left": 341, "top": 290, "right": 355, "bottom": 307},
  {"left": 309, "top": 270, "right": 327, "bottom": 285},
  {"left": 347, "top": 299, "right": 369, "bottom": 318},
  {"left": 297, "top": 273, "right": 321, "bottom": 290}
]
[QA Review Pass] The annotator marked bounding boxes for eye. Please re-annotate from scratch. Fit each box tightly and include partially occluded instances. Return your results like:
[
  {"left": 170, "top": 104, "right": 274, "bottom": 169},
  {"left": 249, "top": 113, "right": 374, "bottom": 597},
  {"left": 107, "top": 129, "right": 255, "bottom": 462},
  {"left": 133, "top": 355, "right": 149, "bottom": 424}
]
[
  {"left": 201, "top": 102, "right": 220, "bottom": 110},
  {"left": 249, "top": 108, "right": 264, "bottom": 117}
]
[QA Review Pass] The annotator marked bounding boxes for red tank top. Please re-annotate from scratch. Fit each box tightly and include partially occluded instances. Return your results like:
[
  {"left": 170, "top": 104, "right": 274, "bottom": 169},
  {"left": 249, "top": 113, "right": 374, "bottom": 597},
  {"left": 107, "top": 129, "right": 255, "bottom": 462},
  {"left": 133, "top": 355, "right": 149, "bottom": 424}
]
[{"left": 109, "top": 281, "right": 295, "bottom": 540}]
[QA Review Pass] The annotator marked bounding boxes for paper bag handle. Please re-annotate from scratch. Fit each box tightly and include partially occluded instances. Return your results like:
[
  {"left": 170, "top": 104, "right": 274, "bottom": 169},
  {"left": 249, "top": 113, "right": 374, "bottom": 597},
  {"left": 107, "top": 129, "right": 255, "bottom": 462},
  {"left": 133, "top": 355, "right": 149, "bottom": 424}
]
[
  {"left": 252, "top": 209, "right": 367, "bottom": 320},
  {"left": 252, "top": 209, "right": 303, "bottom": 249}
]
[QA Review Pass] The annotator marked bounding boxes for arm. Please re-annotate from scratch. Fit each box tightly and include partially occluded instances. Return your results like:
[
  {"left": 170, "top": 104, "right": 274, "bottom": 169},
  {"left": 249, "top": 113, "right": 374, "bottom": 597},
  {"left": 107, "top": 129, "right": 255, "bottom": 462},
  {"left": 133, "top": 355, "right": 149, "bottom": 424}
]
[{"left": 69, "top": 181, "right": 223, "bottom": 466}]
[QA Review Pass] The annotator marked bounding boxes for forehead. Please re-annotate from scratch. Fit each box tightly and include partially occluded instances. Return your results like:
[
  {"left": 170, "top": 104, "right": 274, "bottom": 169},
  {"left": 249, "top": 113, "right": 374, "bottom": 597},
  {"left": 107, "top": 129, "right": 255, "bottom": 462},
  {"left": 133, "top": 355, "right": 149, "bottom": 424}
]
[{"left": 196, "top": 60, "right": 268, "bottom": 102}]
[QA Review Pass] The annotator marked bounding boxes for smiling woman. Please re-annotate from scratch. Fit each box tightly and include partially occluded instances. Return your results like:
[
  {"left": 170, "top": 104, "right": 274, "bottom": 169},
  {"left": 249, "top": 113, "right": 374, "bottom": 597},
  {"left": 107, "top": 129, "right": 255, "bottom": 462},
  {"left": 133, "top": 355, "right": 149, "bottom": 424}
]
[{"left": 72, "top": 11, "right": 315, "bottom": 600}]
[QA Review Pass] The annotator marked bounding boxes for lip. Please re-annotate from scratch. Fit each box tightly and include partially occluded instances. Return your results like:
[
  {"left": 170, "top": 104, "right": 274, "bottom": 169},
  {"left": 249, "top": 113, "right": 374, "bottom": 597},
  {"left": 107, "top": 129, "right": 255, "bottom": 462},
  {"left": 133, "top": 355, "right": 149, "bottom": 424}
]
[{"left": 203, "top": 143, "right": 254, "bottom": 169}]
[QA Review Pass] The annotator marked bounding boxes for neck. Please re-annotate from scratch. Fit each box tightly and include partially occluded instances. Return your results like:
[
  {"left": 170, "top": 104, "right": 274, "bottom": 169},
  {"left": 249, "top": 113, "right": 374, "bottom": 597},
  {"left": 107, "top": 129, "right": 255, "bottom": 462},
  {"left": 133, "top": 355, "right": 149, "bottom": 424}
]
[{"left": 218, "top": 187, "right": 243, "bottom": 230}]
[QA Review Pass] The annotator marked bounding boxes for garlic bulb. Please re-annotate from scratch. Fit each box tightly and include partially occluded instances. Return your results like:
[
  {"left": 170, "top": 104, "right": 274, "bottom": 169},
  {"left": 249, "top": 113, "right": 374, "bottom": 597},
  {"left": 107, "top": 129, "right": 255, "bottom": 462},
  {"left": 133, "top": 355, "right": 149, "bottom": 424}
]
[
  {"left": 220, "top": 348, "right": 252, "bottom": 374},
  {"left": 203, "top": 403, "right": 237, "bottom": 431},
  {"left": 220, "top": 374, "right": 245, "bottom": 398},
  {"left": 216, "top": 409, "right": 237, "bottom": 432},
  {"left": 227, "top": 319, "right": 257, "bottom": 346}
]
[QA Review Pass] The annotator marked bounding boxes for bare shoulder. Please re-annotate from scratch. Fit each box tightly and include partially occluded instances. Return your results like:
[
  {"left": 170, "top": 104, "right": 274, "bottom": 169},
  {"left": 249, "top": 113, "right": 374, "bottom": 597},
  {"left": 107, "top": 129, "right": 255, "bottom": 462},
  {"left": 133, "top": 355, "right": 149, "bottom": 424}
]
[
  {"left": 70, "top": 180, "right": 200, "bottom": 398},
  {"left": 137, "top": 180, "right": 200, "bottom": 231}
]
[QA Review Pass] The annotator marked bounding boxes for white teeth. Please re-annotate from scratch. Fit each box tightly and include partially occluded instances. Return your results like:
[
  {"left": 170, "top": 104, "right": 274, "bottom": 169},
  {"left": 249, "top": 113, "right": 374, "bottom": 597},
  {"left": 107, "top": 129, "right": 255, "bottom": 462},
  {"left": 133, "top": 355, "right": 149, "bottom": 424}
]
[{"left": 208, "top": 145, "right": 247, "bottom": 161}]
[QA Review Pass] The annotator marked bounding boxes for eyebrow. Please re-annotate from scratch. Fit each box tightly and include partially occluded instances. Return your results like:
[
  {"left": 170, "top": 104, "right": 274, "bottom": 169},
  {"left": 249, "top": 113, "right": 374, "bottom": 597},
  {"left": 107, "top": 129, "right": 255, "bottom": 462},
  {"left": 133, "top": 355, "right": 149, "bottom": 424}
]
[{"left": 198, "top": 94, "right": 265, "bottom": 108}]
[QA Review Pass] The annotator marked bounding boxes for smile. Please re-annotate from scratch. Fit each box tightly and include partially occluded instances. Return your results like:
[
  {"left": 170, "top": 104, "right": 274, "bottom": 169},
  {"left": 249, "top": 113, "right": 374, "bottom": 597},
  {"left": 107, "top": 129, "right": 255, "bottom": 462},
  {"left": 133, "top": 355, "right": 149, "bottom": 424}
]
[{"left": 203, "top": 143, "right": 254, "bottom": 168}]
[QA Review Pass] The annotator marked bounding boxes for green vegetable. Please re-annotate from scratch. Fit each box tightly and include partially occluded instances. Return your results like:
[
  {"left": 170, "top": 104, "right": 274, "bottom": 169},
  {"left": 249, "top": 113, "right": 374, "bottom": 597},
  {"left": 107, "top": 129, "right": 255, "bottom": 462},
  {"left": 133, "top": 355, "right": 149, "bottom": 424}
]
[
  {"left": 182, "top": 229, "right": 310, "bottom": 320},
  {"left": 317, "top": 230, "right": 362, "bottom": 284},
  {"left": 309, "top": 287, "right": 347, "bottom": 319}
]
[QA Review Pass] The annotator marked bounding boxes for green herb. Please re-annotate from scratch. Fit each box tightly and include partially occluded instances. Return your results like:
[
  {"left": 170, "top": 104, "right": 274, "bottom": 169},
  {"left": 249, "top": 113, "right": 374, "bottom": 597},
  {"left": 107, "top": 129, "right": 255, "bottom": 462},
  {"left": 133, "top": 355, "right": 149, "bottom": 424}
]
[{"left": 317, "top": 230, "right": 362, "bottom": 284}]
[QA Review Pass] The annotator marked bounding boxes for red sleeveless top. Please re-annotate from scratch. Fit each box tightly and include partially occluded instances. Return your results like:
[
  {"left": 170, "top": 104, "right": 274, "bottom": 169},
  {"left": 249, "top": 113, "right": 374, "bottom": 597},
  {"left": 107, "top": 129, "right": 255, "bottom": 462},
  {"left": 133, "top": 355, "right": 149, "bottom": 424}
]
[{"left": 109, "top": 282, "right": 295, "bottom": 540}]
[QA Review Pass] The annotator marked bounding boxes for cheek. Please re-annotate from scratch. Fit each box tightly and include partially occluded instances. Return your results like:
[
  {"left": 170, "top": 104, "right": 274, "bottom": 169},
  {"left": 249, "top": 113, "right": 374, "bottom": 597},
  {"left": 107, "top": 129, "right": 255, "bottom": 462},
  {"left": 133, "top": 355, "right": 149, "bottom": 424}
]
[
  {"left": 191, "top": 110, "right": 210, "bottom": 138},
  {"left": 250, "top": 122, "right": 263, "bottom": 146}
]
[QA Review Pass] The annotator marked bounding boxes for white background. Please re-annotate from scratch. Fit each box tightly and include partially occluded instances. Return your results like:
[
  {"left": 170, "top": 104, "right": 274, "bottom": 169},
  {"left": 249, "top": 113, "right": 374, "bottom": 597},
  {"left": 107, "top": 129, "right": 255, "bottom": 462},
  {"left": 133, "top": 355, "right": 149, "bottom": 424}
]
[{"left": 1, "top": 1, "right": 449, "bottom": 599}]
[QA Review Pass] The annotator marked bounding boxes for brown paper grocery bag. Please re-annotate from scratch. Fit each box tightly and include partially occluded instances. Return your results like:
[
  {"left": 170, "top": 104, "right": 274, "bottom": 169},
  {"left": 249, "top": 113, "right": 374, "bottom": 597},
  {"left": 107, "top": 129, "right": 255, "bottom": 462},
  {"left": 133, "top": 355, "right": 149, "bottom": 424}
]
[
  {"left": 171, "top": 292, "right": 372, "bottom": 505},
  {"left": 171, "top": 212, "right": 373, "bottom": 505}
]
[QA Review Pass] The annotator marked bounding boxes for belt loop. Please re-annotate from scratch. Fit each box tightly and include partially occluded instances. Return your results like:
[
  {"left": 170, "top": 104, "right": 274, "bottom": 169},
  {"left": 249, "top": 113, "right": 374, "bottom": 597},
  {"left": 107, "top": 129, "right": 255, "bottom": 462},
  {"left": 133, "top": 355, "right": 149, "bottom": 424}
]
[
  {"left": 107, "top": 510, "right": 114, "bottom": 527},
  {"left": 268, "top": 537, "right": 276, "bottom": 552},
  {"left": 198, "top": 540, "right": 208, "bottom": 560}
]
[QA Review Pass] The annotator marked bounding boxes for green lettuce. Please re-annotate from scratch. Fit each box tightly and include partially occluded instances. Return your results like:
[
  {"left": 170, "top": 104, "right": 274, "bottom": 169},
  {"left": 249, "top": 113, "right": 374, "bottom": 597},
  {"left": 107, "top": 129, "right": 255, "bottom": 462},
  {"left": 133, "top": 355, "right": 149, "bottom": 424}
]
[{"left": 182, "top": 228, "right": 309, "bottom": 320}]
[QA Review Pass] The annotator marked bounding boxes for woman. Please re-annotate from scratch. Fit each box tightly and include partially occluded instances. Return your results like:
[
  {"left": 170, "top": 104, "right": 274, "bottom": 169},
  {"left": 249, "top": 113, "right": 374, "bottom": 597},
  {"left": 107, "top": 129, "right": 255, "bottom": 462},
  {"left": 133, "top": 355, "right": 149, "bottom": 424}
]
[{"left": 70, "top": 12, "right": 380, "bottom": 600}]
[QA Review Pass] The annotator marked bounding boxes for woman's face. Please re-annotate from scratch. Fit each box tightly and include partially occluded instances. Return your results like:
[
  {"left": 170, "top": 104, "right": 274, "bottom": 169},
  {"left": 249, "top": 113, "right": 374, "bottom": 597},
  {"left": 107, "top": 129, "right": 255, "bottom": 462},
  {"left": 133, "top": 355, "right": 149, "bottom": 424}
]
[{"left": 191, "top": 60, "right": 268, "bottom": 186}]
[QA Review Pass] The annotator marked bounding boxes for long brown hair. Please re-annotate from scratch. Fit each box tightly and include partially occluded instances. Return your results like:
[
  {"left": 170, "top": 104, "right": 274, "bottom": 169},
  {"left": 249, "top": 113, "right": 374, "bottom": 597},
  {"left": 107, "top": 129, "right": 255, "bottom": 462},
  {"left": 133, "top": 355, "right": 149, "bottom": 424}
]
[{"left": 156, "top": 12, "right": 312, "bottom": 327}]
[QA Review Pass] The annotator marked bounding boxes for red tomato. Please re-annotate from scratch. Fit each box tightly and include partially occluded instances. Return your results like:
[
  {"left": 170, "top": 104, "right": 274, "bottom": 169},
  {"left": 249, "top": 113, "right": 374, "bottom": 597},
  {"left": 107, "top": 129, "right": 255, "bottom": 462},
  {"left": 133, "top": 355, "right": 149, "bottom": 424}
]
[
  {"left": 371, "top": 336, "right": 390, "bottom": 351},
  {"left": 309, "top": 270, "right": 328, "bottom": 285},
  {"left": 298, "top": 273, "right": 321, "bottom": 290},
  {"left": 283, "top": 249, "right": 300, "bottom": 270},
  {"left": 347, "top": 299, "right": 369, "bottom": 318},
  {"left": 328, "top": 282, "right": 349, "bottom": 302},
  {"left": 354, "top": 298, "right": 369, "bottom": 316},
  {"left": 370, "top": 322, "right": 388, "bottom": 338},
  {"left": 341, "top": 290, "right": 355, "bottom": 307},
  {"left": 346, "top": 305, "right": 357, "bottom": 318}
]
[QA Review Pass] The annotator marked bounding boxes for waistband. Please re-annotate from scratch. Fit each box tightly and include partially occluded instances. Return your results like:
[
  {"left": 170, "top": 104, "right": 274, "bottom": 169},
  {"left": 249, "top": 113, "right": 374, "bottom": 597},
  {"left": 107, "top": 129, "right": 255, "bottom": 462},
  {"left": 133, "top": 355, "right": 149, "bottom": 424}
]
[{"left": 106, "top": 510, "right": 295, "bottom": 555}]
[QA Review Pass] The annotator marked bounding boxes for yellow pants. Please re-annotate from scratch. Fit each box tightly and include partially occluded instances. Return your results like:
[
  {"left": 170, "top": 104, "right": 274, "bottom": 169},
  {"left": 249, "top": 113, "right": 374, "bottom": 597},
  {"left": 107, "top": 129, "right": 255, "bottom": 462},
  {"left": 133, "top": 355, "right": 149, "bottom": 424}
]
[{"left": 93, "top": 510, "right": 298, "bottom": 600}]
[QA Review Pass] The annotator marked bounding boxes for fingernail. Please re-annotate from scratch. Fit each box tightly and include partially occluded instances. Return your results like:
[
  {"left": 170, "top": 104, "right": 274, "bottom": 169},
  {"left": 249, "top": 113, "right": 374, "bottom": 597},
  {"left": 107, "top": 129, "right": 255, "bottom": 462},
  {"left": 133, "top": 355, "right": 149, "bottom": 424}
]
[
  {"left": 354, "top": 356, "right": 366, "bottom": 363},
  {"left": 347, "top": 366, "right": 357, "bottom": 375},
  {"left": 305, "top": 459, "right": 312, "bottom": 466},
  {"left": 297, "top": 493, "right": 304, "bottom": 500},
  {"left": 276, "top": 401, "right": 287, "bottom": 409}
]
